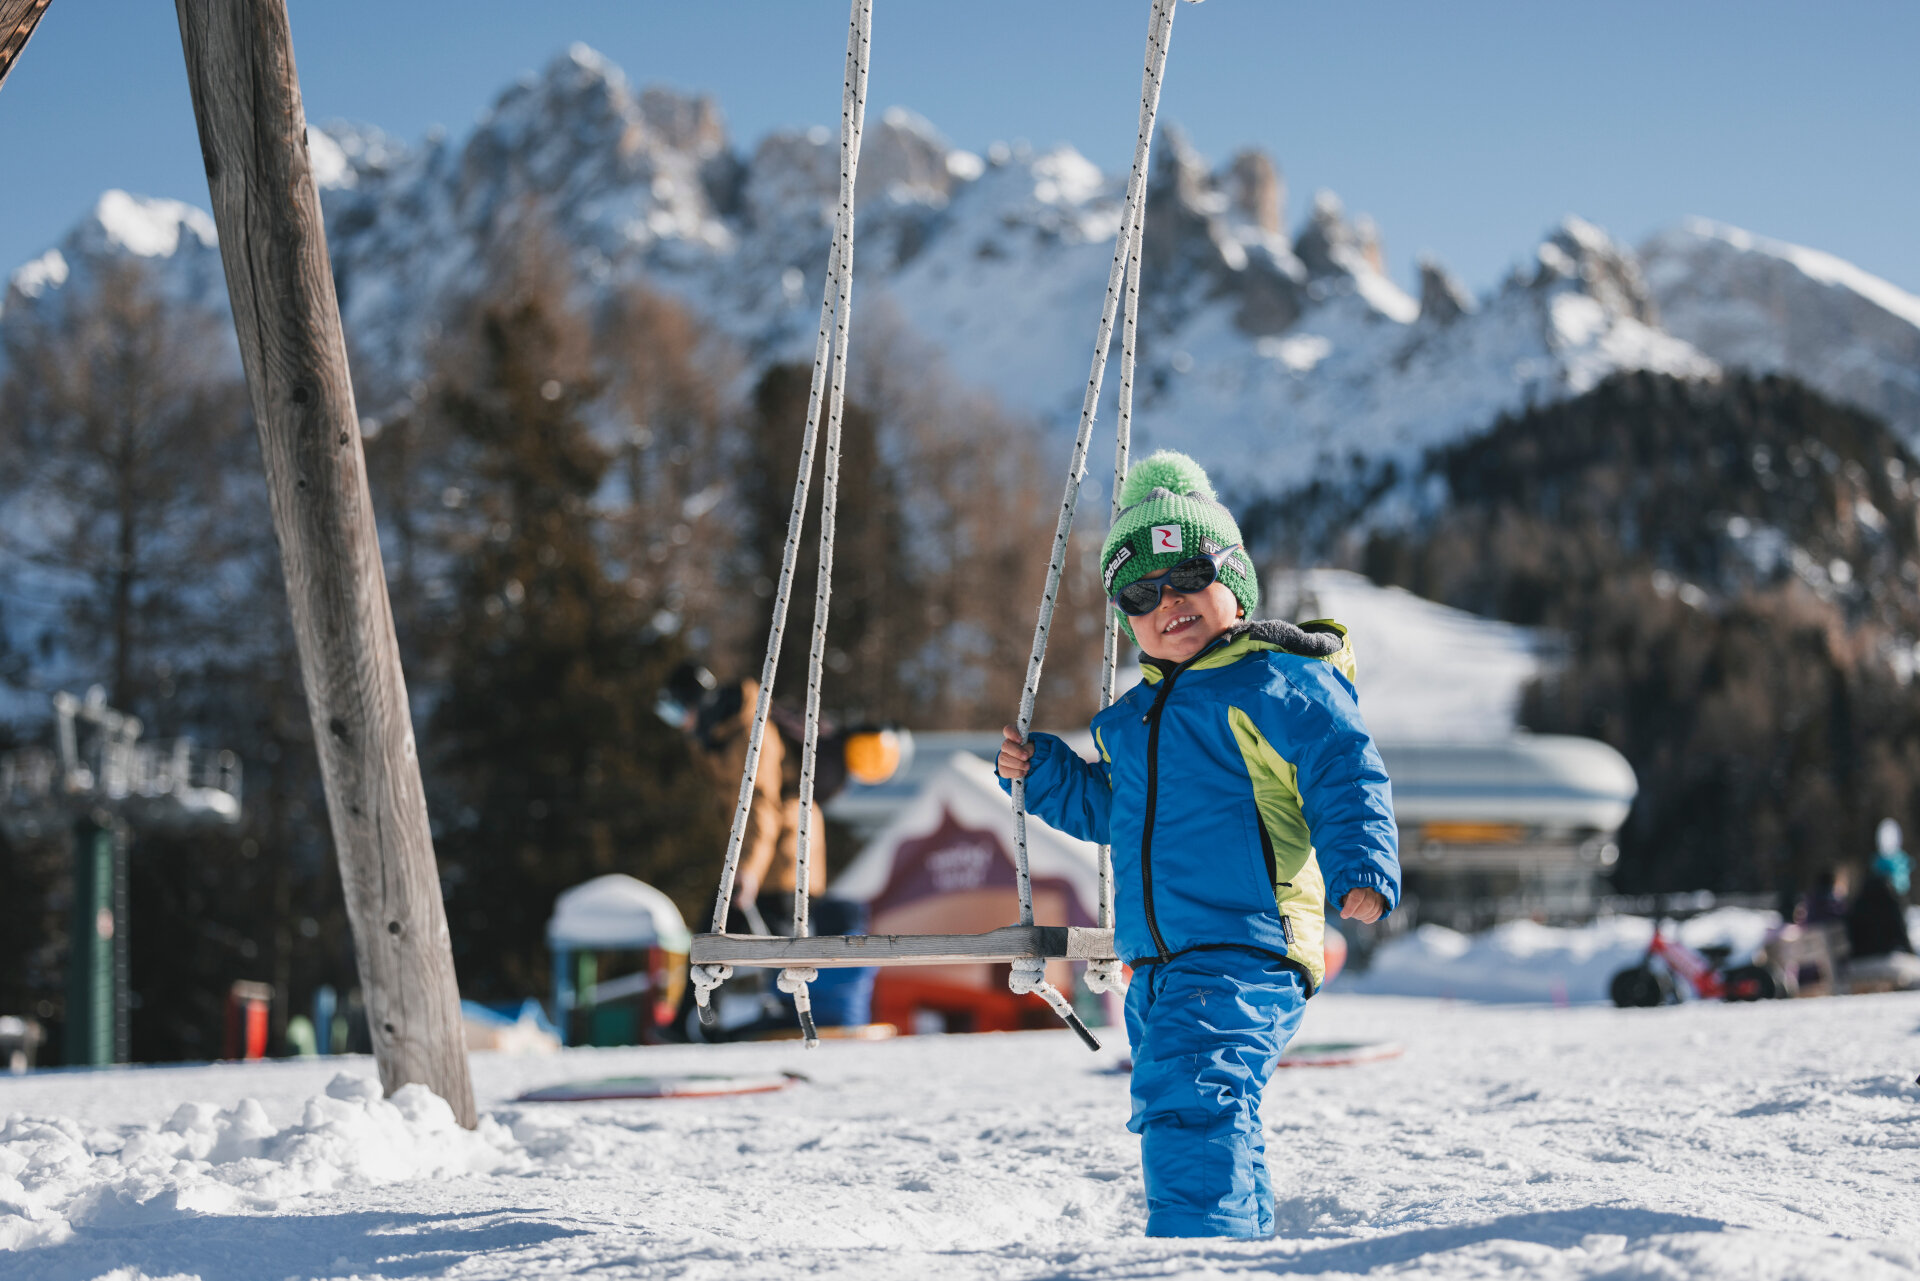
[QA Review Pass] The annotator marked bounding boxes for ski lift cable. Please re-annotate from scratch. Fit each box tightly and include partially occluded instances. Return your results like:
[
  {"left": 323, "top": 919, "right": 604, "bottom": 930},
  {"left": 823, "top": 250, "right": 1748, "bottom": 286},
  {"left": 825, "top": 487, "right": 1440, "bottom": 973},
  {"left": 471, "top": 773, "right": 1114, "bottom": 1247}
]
[{"left": 691, "top": 0, "right": 1197, "bottom": 1053}]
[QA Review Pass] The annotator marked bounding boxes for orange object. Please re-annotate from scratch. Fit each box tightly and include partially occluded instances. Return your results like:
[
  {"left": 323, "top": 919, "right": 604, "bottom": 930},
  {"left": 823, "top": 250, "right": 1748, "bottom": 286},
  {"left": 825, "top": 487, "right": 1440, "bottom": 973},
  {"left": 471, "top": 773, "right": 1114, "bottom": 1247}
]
[
  {"left": 871, "top": 969, "right": 1063, "bottom": 1035},
  {"left": 1421, "top": 821, "right": 1526, "bottom": 845},
  {"left": 1323, "top": 925, "right": 1348, "bottom": 984},
  {"left": 844, "top": 730, "right": 904, "bottom": 784},
  {"left": 223, "top": 981, "right": 273, "bottom": 1059}
]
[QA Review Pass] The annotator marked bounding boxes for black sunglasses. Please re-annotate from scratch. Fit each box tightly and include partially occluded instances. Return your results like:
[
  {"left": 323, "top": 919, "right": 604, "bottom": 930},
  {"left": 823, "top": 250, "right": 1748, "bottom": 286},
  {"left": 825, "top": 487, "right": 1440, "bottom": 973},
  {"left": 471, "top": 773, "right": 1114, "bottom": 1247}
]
[{"left": 1110, "top": 544, "right": 1240, "bottom": 616}]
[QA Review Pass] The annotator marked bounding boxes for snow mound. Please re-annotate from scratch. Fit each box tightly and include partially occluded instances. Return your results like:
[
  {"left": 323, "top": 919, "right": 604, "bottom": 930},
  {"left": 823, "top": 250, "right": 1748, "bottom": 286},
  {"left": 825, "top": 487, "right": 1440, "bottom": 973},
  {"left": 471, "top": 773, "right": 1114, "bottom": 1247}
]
[
  {"left": 1346, "top": 908, "right": 1780, "bottom": 1004},
  {"left": 0, "top": 1073, "right": 522, "bottom": 1250}
]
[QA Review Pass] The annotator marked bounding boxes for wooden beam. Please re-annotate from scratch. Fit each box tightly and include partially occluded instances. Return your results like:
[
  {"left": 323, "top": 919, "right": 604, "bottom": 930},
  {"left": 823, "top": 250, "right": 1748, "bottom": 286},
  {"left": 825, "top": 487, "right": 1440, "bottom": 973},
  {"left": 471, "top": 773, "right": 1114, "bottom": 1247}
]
[
  {"left": 0, "top": 0, "right": 53, "bottom": 96},
  {"left": 174, "top": 0, "right": 474, "bottom": 1128},
  {"left": 691, "top": 926, "right": 1119, "bottom": 969}
]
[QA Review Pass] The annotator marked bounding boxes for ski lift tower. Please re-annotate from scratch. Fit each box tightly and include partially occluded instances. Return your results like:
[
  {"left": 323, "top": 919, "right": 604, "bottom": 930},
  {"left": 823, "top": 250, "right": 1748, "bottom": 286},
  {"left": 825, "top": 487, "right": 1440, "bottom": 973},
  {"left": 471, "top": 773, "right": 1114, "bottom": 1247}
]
[{"left": 0, "top": 687, "right": 242, "bottom": 1066}]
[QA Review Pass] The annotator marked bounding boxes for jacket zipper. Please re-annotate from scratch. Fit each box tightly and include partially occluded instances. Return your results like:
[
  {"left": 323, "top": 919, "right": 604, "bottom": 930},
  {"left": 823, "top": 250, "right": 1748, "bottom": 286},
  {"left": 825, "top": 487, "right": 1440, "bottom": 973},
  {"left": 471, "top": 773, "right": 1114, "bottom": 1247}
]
[
  {"left": 1137, "top": 637, "right": 1229, "bottom": 963},
  {"left": 1255, "top": 809, "right": 1294, "bottom": 947},
  {"left": 1256, "top": 813, "right": 1279, "bottom": 890}
]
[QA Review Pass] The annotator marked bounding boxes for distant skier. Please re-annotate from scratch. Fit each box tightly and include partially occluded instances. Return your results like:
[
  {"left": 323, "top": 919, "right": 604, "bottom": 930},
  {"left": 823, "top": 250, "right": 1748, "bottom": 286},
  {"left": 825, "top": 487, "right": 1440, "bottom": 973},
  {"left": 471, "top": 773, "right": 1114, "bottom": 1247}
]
[{"left": 996, "top": 451, "right": 1400, "bottom": 1238}]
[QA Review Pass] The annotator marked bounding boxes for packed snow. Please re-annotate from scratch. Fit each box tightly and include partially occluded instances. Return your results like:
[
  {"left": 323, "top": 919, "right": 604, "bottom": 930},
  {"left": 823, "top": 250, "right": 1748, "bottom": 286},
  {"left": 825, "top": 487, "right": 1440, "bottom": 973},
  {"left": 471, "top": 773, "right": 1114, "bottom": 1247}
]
[{"left": 4, "top": 988, "right": 1917, "bottom": 1280}]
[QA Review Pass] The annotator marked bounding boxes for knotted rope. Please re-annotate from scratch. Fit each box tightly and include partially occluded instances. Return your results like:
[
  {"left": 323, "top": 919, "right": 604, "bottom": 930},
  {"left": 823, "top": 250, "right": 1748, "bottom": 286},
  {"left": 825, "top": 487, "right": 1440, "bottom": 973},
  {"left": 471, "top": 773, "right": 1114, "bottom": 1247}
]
[
  {"left": 1010, "top": 0, "right": 1180, "bottom": 1016},
  {"left": 696, "top": 0, "right": 873, "bottom": 1047}
]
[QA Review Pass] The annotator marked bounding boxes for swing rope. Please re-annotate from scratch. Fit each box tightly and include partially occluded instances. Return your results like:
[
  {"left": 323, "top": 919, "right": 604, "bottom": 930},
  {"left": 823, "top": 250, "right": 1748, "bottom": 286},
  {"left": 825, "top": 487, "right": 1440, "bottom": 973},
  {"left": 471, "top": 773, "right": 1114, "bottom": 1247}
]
[
  {"left": 696, "top": 0, "right": 1193, "bottom": 1052},
  {"left": 1009, "top": 0, "right": 1179, "bottom": 1014},
  {"left": 694, "top": 0, "right": 872, "bottom": 1040},
  {"left": 786, "top": 0, "right": 874, "bottom": 1048},
  {"left": 1083, "top": 107, "right": 1150, "bottom": 999}
]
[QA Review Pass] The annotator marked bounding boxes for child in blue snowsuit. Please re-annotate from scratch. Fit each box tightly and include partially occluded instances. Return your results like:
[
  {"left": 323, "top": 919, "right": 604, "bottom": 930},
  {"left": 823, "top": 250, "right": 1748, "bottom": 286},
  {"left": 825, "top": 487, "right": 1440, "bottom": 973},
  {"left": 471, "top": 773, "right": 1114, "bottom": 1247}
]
[{"left": 997, "top": 451, "right": 1400, "bottom": 1238}]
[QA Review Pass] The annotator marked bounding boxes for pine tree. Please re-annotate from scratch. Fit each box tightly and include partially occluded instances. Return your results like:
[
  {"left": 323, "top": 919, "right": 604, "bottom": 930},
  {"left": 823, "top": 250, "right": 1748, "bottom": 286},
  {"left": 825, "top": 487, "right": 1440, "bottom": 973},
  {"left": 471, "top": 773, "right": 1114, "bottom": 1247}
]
[{"left": 428, "top": 268, "right": 722, "bottom": 999}]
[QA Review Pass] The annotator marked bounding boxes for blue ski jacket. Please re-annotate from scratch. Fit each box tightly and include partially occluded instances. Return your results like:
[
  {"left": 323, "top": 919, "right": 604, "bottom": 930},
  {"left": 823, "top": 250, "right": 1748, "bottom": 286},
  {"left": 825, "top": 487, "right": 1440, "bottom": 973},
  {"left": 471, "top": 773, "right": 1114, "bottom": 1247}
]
[{"left": 1002, "top": 620, "right": 1400, "bottom": 992}]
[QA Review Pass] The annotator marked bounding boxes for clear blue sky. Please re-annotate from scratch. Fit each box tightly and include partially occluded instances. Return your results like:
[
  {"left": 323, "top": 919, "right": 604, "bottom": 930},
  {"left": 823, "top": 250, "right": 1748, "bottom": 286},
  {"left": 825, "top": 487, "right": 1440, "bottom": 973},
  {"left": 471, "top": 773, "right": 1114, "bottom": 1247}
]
[{"left": 3, "top": 1, "right": 1916, "bottom": 299}]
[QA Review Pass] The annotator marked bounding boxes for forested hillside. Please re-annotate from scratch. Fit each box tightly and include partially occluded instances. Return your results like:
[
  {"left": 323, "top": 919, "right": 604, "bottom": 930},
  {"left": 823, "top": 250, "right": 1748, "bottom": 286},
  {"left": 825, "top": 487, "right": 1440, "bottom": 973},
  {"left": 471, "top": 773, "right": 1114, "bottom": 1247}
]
[{"left": 1359, "top": 371, "right": 1920, "bottom": 898}]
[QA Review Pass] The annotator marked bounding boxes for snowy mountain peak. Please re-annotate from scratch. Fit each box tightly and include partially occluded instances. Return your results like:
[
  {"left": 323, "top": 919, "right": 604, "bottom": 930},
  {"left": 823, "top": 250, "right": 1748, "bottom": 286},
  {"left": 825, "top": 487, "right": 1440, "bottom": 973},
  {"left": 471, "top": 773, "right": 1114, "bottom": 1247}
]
[
  {"left": 9, "top": 46, "right": 1919, "bottom": 505},
  {"left": 1417, "top": 254, "right": 1474, "bottom": 325},
  {"left": 1652, "top": 216, "right": 1920, "bottom": 332},
  {"left": 1290, "top": 190, "right": 1417, "bottom": 324},
  {"left": 862, "top": 107, "right": 969, "bottom": 208},
  {"left": 88, "top": 190, "right": 217, "bottom": 261},
  {"left": 1641, "top": 217, "right": 1920, "bottom": 457},
  {"left": 1532, "top": 215, "right": 1659, "bottom": 328},
  {"left": 1223, "top": 149, "right": 1284, "bottom": 236},
  {"left": 3, "top": 191, "right": 225, "bottom": 331},
  {"left": 638, "top": 86, "right": 729, "bottom": 160}
]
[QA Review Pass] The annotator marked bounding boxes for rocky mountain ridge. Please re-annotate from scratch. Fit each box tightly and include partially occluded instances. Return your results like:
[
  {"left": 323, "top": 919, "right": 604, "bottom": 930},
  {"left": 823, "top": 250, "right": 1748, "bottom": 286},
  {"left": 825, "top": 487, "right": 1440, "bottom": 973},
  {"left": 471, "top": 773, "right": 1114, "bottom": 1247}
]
[{"left": 6, "top": 43, "right": 1920, "bottom": 506}]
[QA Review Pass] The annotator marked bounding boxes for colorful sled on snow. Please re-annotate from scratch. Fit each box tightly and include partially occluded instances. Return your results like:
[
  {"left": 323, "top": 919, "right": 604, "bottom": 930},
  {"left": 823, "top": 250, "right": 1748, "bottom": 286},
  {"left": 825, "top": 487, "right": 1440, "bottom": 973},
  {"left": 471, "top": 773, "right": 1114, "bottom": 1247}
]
[
  {"left": 514, "top": 1071, "right": 803, "bottom": 1102},
  {"left": 1101, "top": 1039, "right": 1403, "bottom": 1076},
  {"left": 1276, "top": 1040, "right": 1404, "bottom": 1068}
]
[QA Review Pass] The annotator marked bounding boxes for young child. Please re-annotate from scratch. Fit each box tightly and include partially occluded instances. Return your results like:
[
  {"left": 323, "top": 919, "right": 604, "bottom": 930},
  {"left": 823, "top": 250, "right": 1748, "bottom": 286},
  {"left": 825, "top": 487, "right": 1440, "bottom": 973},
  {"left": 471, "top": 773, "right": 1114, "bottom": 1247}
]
[{"left": 997, "top": 450, "right": 1399, "bottom": 1239}]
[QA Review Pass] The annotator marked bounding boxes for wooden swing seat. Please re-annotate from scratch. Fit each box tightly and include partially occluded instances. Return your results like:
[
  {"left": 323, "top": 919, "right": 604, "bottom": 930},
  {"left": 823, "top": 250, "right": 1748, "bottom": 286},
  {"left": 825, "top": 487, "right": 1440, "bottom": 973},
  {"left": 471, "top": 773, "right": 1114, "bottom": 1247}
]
[{"left": 690, "top": 925, "right": 1117, "bottom": 969}]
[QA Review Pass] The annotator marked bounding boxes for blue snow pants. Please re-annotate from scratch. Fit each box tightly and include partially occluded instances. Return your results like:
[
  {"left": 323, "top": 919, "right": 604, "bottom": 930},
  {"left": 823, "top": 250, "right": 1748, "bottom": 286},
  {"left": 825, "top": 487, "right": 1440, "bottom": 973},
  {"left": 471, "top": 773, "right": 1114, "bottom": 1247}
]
[{"left": 1123, "top": 948, "right": 1307, "bottom": 1238}]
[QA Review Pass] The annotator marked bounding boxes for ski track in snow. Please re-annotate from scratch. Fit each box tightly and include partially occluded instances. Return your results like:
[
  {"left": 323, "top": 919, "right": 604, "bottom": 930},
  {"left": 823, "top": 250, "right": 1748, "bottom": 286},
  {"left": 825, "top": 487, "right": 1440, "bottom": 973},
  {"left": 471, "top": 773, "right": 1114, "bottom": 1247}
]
[{"left": 3, "top": 993, "right": 1918, "bottom": 1280}]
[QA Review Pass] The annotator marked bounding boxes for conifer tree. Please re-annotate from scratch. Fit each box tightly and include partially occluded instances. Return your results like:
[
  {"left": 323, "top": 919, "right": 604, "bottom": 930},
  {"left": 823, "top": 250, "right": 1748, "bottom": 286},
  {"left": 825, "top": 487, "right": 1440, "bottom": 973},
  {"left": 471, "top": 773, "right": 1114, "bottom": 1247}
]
[{"left": 428, "top": 268, "right": 721, "bottom": 999}]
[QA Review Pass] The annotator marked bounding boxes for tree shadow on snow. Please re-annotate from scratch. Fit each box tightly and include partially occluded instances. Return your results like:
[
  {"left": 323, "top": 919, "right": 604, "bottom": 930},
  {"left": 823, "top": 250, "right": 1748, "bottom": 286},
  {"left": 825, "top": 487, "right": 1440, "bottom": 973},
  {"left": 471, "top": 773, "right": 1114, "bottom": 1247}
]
[
  {"left": 1024, "top": 1207, "right": 1728, "bottom": 1279},
  {"left": 0, "top": 1208, "right": 587, "bottom": 1281}
]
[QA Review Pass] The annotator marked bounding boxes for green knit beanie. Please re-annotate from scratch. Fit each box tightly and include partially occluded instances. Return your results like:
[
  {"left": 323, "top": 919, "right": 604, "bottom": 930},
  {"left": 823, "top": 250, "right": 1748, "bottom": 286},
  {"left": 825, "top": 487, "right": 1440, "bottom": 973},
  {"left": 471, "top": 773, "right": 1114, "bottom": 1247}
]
[{"left": 1099, "top": 450, "right": 1258, "bottom": 643}]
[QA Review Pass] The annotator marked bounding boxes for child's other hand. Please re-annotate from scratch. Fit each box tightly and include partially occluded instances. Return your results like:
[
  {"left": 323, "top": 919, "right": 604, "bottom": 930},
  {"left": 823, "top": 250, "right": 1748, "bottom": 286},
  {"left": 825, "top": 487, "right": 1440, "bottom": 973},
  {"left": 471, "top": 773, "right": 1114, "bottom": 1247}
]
[
  {"left": 1339, "top": 887, "right": 1386, "bottom": 924},
  {"left": 997, "top": 725, "right": 1034, "bottom": 780}
]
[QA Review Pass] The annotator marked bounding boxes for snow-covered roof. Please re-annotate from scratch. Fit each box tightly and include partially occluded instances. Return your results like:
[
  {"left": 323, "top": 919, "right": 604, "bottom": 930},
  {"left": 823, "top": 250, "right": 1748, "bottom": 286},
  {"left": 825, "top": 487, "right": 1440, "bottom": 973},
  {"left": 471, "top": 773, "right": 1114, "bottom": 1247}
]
[
  {"left": 546, "top": 873, "right": 691, "bottom": 952},
  {"left": 1270, "top": 569, "right": 1548, "bottom": 742}
]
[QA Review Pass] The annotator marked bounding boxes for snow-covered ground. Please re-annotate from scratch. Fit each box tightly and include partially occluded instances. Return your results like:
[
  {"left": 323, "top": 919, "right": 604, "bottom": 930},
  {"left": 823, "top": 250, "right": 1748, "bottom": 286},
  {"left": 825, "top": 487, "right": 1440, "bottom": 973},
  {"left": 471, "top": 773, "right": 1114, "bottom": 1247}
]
[{"left": 5, "top": 990, "right": 1918, "bottom": 1280}]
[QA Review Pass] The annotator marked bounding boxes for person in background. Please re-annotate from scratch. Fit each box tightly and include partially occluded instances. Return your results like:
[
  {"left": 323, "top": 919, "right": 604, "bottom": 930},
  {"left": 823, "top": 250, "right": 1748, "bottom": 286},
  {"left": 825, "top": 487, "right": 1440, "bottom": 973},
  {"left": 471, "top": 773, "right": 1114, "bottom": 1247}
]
[
  {"left": 657, "top": 661, "right": 829, "bottom": 937},
  {"left": 1845, "top": 819, "right": 1919, "bottom": 990},
  {"left": 657, "top": 662, "right": 909, "bottom": 1034},
  {"left": 1796, "top": 865, "right": 1849, "bottom": 927}
]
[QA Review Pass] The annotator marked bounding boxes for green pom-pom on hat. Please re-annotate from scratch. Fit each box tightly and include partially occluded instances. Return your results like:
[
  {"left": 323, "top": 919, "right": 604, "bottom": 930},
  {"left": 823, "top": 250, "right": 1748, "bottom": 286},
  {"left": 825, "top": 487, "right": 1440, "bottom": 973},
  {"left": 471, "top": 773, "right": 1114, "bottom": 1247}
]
[
  {"left": 1118, "top": 450, "right": 1216, "bottom": 506},
  {"left": 1099, "top": 450, "right": 1257, "bottom": 645}
]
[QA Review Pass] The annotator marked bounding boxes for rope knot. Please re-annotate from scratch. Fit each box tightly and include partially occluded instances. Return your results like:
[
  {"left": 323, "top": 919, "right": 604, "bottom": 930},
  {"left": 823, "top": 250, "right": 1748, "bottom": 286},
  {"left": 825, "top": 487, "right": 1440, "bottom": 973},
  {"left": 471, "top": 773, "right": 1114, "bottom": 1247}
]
[
  {"left": 1084, "top": 959, "right": 1129, "bottom": 995},
  {"left": 1008, "top": 956, "right": 1047, "bottom": 995}
]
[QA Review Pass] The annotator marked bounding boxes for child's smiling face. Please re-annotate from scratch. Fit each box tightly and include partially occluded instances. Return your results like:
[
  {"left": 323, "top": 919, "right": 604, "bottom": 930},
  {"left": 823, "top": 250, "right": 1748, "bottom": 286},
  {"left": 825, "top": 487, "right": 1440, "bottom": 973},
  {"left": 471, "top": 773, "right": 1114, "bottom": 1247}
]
[{"left": 1132, "top": 574, "right": 1242, "bottom": 665}]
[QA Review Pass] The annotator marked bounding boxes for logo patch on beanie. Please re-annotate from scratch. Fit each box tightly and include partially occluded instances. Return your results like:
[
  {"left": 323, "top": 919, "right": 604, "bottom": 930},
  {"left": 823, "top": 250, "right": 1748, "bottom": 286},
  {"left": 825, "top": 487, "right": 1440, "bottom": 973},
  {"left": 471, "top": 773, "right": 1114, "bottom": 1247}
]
[
  {"left": 1102, "top": 544, "right": 1135, "bottom": 591},
  {"left": 1200, "top": 536, "right": 1224, "bottom": 556},
  {"left": 1150, "top": 525, "right": 1183, "bottom": 554}
]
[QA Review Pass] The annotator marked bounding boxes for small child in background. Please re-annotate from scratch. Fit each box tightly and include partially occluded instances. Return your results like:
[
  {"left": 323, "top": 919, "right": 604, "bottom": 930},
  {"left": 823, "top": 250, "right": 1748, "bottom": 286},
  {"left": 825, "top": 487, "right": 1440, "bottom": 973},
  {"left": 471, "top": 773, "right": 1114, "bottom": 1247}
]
[{"left": 997, "top": 450, "right": 1400, "bottom": 1238}]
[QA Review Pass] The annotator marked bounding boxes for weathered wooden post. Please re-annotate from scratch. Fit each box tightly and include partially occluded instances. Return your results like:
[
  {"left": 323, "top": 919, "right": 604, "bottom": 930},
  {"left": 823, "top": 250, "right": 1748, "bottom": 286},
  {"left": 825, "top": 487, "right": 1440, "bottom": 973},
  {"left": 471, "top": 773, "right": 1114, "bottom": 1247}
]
[
  {"left": 0, "top": 0, "right": 55, "bottom": 95},
  {"left": 174, "top": 0, "right": 474, "bottom": 1126}
]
